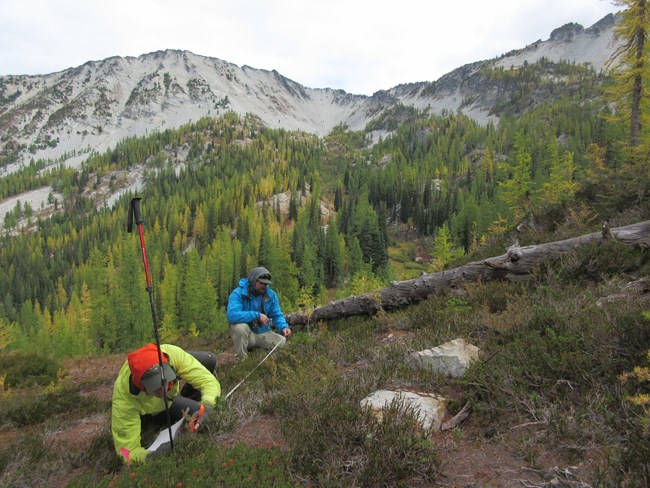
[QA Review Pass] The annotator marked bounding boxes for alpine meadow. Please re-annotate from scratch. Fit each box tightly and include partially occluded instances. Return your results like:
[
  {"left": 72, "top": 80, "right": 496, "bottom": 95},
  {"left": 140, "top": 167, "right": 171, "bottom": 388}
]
[{"left": 0, "top": 3, "right": 649, "bottom": 487}]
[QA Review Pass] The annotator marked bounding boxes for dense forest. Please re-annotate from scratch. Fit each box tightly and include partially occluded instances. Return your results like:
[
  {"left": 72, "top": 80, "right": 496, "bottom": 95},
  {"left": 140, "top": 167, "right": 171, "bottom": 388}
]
[{"left": 0, "top": 36, "right": 648, "bottom": 360}]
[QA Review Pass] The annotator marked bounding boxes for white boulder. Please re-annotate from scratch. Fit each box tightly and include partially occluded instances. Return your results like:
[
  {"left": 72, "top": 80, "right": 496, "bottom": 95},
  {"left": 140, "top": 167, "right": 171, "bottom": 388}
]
[
  {"left": 406, "top": 338, "right": 480, "bottom": 378},
  {"left": 360, "top": 389, "right": 447, "bottom": 432}
]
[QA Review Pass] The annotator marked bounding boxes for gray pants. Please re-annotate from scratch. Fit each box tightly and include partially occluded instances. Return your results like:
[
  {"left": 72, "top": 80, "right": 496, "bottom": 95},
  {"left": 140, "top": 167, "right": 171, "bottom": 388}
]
[
  {"left": 230, "top": 323, "right": 286, "bottom": 361},
  {"left": 150, "top": 351, "right": 217, "bottom": 422}
]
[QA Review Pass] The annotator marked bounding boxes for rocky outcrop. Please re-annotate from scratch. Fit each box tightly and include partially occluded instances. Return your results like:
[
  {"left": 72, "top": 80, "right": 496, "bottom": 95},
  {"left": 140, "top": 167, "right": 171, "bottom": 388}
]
[{"left": 0, "top": 14, "right": 620, "bottom": 173}]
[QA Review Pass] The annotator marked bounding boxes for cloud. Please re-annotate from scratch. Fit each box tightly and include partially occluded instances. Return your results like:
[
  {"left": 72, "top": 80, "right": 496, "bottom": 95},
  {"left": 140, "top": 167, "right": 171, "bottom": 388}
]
[{"left": 0, "top": 0, "right": 616, "bottom": 95}]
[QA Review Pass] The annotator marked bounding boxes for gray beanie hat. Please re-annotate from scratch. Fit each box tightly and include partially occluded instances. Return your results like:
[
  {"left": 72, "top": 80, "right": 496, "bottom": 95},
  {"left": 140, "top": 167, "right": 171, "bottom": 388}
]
[{"left": 248, "top": 266, "right": 272, "bottom": 285}]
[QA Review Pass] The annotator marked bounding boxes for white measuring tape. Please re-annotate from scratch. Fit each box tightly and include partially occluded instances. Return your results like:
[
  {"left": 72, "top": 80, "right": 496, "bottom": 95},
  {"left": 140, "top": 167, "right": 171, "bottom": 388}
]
[{"left": 224, "top": 340, "right": 283, "bottom": 400}]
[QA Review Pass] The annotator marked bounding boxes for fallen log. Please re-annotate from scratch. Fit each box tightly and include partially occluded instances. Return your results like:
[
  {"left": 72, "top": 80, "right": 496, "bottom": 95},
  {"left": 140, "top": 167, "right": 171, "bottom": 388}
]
[{"left": 286, "top": 220, "right": 650, "bottom": 327}]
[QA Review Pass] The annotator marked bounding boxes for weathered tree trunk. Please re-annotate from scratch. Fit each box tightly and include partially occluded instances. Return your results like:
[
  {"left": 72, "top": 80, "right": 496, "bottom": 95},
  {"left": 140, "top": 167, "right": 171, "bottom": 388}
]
[{"left": 286, "top": 220, "right": 650, "bottom": 327}]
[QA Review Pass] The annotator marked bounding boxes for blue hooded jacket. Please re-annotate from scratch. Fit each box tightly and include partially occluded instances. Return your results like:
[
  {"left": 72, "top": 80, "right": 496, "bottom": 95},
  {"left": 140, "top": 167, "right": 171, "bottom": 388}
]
[{"left": 226, "top": 267, "right": 289, "bottom": 334}]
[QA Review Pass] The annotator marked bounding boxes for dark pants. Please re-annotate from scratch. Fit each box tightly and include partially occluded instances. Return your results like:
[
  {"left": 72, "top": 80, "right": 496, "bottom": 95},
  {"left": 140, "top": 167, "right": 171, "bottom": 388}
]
[{"left": 151, "top": 351, "right": 217, "bottom": 423}]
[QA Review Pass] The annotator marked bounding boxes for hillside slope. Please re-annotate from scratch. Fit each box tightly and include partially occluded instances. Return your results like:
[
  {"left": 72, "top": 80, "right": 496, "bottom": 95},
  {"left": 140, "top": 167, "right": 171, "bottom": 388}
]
[{"left": 1, "top": 227, "right": 648, "bottom": 486}]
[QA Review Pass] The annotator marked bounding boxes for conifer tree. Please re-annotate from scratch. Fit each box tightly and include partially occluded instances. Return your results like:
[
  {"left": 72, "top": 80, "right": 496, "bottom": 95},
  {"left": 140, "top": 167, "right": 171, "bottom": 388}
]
[
  {"left": 607, "top": 0, "right": 649, "bottom": 153},
  {"left": 192, "top": 205, "right": 207, "bottom": 253},
  {"left": 178, "top": 249, "right": 205, "bottom": 333},
  {"left": 17, "top": 300, "right": 39, "bottom": 338},
  {"left": 537, "top": 151, "right": 579, "bottom": 209},
  {"left": 431, "top": 223, "right": 463, "bottom": 270},
  {"left": 258, "top": 217, "right": 274, "bottom": 269},
  {"left": 346, "top": 236, "right": 365, "bottom": 277},
  {"left": 211, "top": 225, "right": 237, "bottom": 306},
  {"left": 323, "top": 223, "right": 343, "bottom": 287},
  {"left": 348, "top": 188, "right": 388, "bottom": 272},
  {"left": 113, "top": 244, "right": 152, "bottom": 350},
  {"left": 289, "top": 190, "right": 300, "bottom": 220},
  {"left": 272, "top": 233, "right": 300, "bottom": 307},
  {"left": 79, "top": 282, "right": 93, "bottom": 353},
  {"left": 159, "top": 256, "right": 180, "bottom": 340},
  {"left": 0, "top": 316, "right": 13, "bottom": 351},
  {"left": 498, "top": 133, "right": 534, "bottom": 223}
]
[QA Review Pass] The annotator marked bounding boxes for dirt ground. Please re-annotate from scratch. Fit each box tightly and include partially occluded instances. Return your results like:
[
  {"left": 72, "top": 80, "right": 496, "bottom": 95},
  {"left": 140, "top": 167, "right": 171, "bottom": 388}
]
[{"left": 1, "top": 346, "right": 603, "bottom": 487}]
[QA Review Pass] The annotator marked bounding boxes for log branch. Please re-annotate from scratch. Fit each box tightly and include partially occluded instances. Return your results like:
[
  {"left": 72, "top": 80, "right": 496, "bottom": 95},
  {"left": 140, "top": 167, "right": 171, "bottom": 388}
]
[{"left": 441, "top": 402, "right": 472, "bottom": 431}]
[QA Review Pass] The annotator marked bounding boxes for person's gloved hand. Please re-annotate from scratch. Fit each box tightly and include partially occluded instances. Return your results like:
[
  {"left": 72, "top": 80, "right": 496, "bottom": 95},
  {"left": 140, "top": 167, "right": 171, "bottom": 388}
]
[
  {"left": 190, "top": 403, "right": 215, "bottom": 432},
  {"left": 147, "top": 441, "right": 172, "bottom": 460}
]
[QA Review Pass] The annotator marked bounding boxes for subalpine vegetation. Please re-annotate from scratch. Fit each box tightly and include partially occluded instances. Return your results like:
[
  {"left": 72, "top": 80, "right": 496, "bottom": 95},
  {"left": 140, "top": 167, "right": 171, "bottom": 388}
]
[
  {"left": 1, "top": 9, "right": 649, "bottom": 484},
  {"left": 0, "top": 66, "right": 630, "bottom": 358}
]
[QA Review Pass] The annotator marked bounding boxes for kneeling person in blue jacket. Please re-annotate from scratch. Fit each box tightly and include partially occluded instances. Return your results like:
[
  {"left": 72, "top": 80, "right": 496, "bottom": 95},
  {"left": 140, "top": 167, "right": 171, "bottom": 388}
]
[{"left": 227, "top": 266, "right": 292, "bottom": 361}]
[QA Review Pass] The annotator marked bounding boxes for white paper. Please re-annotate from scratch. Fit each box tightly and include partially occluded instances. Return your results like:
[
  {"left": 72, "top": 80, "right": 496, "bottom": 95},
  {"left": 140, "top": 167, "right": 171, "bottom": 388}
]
[{"left": 147, "top": 417, "right": 184, "bottom": 452}]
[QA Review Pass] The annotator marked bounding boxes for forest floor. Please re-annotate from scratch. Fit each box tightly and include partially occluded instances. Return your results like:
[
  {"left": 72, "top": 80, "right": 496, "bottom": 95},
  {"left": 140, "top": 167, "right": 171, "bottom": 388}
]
[{"left": 27, "top": 334, "right": 606, "bottom": 488}]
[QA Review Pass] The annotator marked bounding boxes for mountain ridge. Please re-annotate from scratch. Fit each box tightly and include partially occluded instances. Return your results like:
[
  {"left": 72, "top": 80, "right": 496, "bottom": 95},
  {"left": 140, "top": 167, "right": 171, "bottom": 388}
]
[{"left": 0, "top": 13, "right": 620, "bottom": 173}]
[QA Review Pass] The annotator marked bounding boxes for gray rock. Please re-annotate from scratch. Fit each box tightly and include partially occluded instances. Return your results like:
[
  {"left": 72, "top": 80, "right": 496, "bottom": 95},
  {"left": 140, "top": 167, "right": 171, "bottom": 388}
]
[
  {"left": 361, "top": 389, "right": 446, "bottom": 431},
  {"left": 406, "top": 338, "right": 479, "bottom": 378}
]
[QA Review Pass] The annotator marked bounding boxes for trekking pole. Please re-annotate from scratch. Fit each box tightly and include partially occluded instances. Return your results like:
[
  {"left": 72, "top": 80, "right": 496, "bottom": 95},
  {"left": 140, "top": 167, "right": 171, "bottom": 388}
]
[{"left": 128, "top": 197, "right": 174, "bottom": 450}]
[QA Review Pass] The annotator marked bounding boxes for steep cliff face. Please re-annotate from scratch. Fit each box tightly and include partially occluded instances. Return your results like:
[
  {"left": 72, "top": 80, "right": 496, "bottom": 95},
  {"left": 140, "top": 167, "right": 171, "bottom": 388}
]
[{"left": 0, "top": 14, "right": 621, "bottom": 171}]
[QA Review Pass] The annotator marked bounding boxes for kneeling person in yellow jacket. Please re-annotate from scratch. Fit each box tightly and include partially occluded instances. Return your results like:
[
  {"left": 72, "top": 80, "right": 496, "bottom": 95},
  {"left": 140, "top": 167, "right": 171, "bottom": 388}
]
[{"left": 111, "top": 343, "right": 221, "bottom": 463}]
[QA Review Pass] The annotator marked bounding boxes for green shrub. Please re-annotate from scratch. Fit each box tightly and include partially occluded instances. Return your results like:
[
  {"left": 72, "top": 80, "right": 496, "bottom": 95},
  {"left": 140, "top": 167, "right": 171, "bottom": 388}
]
[
  {"left": 261, "top": 346, "right": 439, "bottom": 486},
  {"left": 0, "top": 431, "right": 61, "bottom": 485},
  {"left": 616, "top": 346, "right": 650, "bottom": 486},
  {"left": 536, "top": 240, "right": 650, "bottom": 285},
  {"left": 0, "top": 447, "right": 9, "bottom": 474},
  {"left": 0, "top": 351, "right": 61, "bottom": 388},
  {"left": 69, "top": 440, "right": 297, "bottom": 488},
  {"left": 76, "top": 425, "right": 122, "bottom": 474},
  {"left": 464, "top": 286, "right": 632, "bottom": 413},
  {"left": 0, "top": 386, "right": 107, "bottom": 428},
  {"left": 464, "top": 280, "right": 528, "bottom": 314},
  {"left": 461, "top": 272, "right": 650, "bottom": 485},
  {"left": 359, "top": 400, "right": 439, "bottom": 487}
]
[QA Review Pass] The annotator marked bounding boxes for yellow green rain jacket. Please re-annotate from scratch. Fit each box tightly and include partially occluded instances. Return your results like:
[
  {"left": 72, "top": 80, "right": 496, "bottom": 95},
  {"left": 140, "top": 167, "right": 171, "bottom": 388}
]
[{"left": 111, "top": 344, "right": 221, "bottom": 463}]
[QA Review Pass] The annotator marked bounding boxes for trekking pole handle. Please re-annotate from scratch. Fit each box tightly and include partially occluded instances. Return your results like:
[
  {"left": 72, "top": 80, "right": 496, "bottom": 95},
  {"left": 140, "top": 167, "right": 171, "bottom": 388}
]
[
  {"left": 128, "top": 197, "right": 143, "bottom": 233},
  {"left": 132, "top": 198, "right": 143, "bottom": 225}
]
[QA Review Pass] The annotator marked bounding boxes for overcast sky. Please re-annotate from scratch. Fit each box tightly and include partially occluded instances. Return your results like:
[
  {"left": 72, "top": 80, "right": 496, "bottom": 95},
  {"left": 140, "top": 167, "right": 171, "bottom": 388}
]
[{"left": 1, "top": 0, "right": 616, "bottom": 96}]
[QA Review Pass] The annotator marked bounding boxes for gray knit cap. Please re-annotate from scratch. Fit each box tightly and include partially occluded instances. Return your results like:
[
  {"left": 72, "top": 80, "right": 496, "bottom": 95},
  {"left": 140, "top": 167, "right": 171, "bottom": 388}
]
[{"left": 248, "top": 266, "right": 272, "bottom": 285}]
